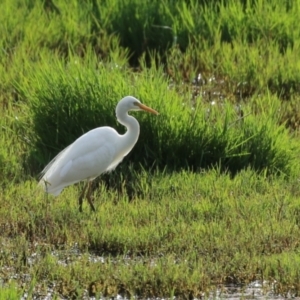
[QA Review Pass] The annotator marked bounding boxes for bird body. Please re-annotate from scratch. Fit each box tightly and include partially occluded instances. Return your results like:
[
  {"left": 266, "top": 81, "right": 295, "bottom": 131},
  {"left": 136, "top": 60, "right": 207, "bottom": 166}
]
[
  {"left": 39, "top": 96, "right": 158, "bottom": 211},
  {"left": 41, "top": 127, "right": 119, "bottom": 195}
]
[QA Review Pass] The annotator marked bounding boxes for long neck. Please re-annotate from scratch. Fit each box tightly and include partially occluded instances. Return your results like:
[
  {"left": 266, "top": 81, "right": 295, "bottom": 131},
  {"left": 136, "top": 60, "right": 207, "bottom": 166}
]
[{"left": 116, "top": 107, "right": 140, "bottom": 154}]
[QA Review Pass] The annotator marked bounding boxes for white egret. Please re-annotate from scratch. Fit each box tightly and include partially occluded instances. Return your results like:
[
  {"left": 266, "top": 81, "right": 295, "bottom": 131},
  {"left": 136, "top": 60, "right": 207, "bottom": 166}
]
[{"left": 39, "top": 96, "right": 159, "bottom": 212}]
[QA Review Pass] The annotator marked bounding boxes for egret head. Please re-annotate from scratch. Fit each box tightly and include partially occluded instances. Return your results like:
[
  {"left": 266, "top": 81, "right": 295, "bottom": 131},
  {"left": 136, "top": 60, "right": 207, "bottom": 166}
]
[{"left": 118, "top": 96, "right": 159, "bottom": 115}]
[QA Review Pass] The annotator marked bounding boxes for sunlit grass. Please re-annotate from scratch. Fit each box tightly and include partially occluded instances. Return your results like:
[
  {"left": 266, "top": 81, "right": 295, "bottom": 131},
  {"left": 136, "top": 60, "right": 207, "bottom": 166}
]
[
  {"left": 10, "top": 50, "right": 299, "bottom": 177},
  {"left": 2, "top": 0, "right": 300, "bottom": 298},
  {"left": 1, "top": 0, "right": 300, "bottom": 97},
  {"left": 0, "top": 283, "right": 22, "bottom": 299},
  {"left": 1, "top": 169, "right": 300, "bottom": 297}
]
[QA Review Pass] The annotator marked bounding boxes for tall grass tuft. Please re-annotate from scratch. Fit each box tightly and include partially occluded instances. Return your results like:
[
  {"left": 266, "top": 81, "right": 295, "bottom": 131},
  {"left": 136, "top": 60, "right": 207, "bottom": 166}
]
[
  {"left": 0, "top": 106, "right": 27, "bottom": 185},
  {"left": 14, "top": 53, "right": 298, "bottom": 177},
  {"left": 15, "top": 51, "right": 130, "bottom": 169}
]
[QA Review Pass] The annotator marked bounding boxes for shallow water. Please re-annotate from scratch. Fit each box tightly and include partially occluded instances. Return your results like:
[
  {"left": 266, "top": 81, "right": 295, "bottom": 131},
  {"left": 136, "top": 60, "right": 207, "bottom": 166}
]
[
  {"left": 0, "top": 243, "right": 296, "bottom": 300},
  {"left": 207, "top": 282, "right": 296, "bottom": 300},
  {"left": 19, "top": 264, "right": 300, "bottom": 300},
  {"left": 21, "top": 283, "right": 299, "bottom": 300}
]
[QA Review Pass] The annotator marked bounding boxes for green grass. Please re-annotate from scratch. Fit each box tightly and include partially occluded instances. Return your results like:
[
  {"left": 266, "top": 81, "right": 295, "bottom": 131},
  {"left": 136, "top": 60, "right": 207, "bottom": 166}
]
[
  {"left": 11, "top": 51, "right": 300, "bottom": 177},
  {"left": 0, "top": 283, "right": 22, "bottom": 300},
  {"left": 1, "top": 170, "right": 300, "bottom": 298},
  {"left": 2, "top": 0, "right": 300, "bottom": 298}
]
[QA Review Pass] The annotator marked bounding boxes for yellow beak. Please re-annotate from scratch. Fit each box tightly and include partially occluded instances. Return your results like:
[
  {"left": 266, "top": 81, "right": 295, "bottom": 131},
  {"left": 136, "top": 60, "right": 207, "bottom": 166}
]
[{"left": 137, "top": 103, "right": 159, "bottom": 115}]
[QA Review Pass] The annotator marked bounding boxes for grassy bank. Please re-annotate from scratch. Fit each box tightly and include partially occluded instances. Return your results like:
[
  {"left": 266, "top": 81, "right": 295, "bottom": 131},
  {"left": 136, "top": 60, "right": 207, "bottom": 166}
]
[
  {"left": 1, "top": 170, "right": 300, "bottom": 298},
  {"left": 1, "top": 0, "right": 300, "bottom": 298}
]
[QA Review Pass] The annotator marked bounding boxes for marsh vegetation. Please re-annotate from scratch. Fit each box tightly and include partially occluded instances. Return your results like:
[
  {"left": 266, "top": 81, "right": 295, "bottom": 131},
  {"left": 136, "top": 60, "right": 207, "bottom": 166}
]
[{"left": 1, "top": 0, "right": 300, "bottom": 298}]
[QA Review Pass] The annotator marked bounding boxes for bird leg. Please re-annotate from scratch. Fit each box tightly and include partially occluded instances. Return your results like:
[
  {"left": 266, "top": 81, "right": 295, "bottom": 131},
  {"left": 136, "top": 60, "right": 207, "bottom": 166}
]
[
  {"left": 86, "top": 181, "right": 96, "bottom": 212},
  {"left": 78, "top": 181, "right": 89, "bottom": 213},
  {"left": 78, "top": 181, "right": 96, "bottom": 212}
]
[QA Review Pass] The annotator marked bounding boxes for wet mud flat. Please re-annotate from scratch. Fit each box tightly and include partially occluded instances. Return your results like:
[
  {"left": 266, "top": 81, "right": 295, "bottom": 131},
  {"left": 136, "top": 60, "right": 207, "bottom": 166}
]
[{"left": 1, "top": 242, "right": 297, "bottom": 300}]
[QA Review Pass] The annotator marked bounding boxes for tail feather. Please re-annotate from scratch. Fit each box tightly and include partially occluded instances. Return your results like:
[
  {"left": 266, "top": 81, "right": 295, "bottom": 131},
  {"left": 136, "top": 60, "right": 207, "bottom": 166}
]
[{"left": 38, "top": 178, "right": 64, "bottom": 196}]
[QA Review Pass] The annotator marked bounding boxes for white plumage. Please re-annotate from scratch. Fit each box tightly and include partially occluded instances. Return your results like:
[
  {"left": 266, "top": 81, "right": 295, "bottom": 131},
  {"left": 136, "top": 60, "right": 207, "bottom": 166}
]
[{"left": 39, "top": 96, "right": 158, "bottom": 211}]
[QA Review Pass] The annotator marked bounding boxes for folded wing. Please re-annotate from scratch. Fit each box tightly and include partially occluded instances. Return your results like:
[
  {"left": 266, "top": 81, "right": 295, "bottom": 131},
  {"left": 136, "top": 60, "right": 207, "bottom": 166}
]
[{"left": 39, "top": 127, "right": 119, "bottom": 195}]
